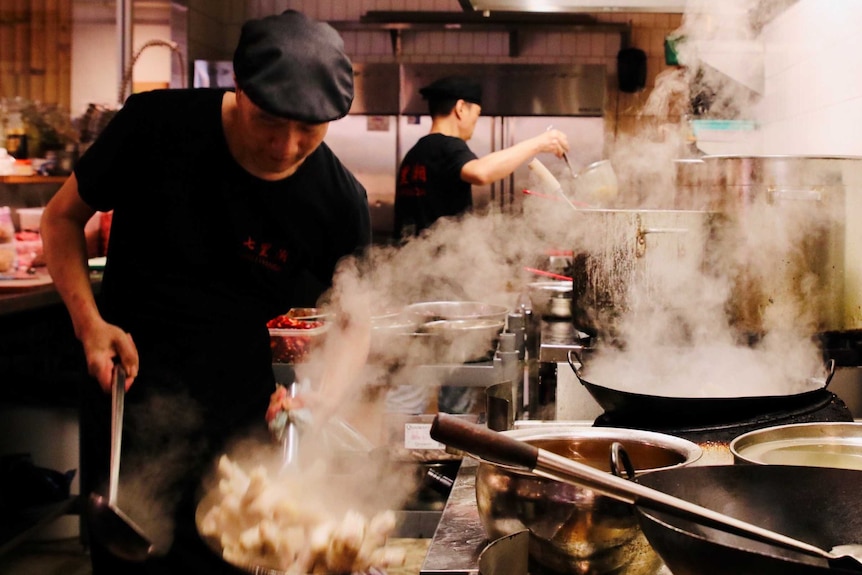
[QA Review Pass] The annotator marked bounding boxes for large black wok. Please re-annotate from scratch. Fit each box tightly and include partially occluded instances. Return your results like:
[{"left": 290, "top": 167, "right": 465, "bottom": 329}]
[
  {"left": 568, "top": 351, "right": 838, "bottom": 426},
  {"left": 636, "top": 464, "right": 862, "bottom": 575}
]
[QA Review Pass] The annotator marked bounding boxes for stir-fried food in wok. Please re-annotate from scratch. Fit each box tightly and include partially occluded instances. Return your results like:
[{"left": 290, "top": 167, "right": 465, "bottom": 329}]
[{"left": 199, "top": 455, "right": 405, "bottom": 574}]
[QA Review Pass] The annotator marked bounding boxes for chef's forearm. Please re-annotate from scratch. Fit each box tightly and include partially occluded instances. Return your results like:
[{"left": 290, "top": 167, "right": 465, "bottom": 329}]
[
  {"left": 44, "top": 220, "right": 101, "bottom": 339},
  {"left": 461, "top": 138, "right": 543, "bottom": 185},
  {"left": 42, "top": 178, "right": 102, "bottom": 340}
]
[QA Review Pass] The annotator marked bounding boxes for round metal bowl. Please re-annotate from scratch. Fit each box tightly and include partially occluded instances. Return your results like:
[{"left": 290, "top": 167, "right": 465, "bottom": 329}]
[
  {"left": 403, "top": 301, "right": 509, "bottom": 324},
  {"left": 730, "top": 422, "right": 862, "bottom": 470},
  {"left": 379, "top": 301, "right": 509, "bottom": 364},
  {"left": 527, "top": 281, "right": 573, "bottom": 318},
  {"left": 475, "top": 426, "right": 702, "bottom": 575}
]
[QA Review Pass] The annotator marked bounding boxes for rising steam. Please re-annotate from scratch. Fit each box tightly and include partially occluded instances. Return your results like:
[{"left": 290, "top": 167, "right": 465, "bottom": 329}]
[{"left": 193, "top": 0, "right": 836, "bottom": 550}]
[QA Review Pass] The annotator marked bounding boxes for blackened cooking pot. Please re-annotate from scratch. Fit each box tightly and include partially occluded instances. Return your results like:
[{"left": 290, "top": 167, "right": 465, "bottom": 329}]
[
  {"left": 635, "top": 464, "right": 862, "bottom": 575},
  {"left": 568, "top": 351, "right": 838, "bottom": 426},
  {"left": 703, "top": 155, "right": 862, "bottom": 334}
]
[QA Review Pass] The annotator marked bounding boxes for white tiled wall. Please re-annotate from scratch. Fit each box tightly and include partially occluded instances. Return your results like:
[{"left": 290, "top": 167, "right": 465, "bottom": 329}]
[{"left": 759, "top": 0, "right": 862, "bottom": 155}]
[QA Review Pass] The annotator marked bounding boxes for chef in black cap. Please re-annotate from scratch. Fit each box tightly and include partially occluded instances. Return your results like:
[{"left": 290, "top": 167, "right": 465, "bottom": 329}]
[
  {"left": 393, "top": 75, "right": 570, "bottom": 241},
  {"left": 42, "top": 10, "right": 370, "bottom": 574}
]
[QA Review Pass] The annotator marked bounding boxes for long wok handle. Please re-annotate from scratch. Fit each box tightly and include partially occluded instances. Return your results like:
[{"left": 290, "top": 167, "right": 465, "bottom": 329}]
[
  {"left": 431, "top": 414, "right": 539, "bottom": 470},
  {"left": 430, "top": 413, "right": 835, "bottom": 563},
  {"left": 108, "top": 363, "right": 126, "bottom": 506}
]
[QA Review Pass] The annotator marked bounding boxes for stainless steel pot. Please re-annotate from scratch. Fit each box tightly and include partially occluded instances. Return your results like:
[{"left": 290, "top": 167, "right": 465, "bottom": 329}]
[
  {"left": 703, "top": 155, "right": 862, "bottom": 333},
  {"left": 569, "top": 209, "right": 718, "bottom": 342},
  {"left": 673, "top": 158, "right": 708, "bottom": 209},
  {"left": 527, "top": 280, "right": 573, "bottom": 319},
  {"left": 474, "top": 426, "right": 702, "bottom": 575},
  {"left": 730, "top": 422, "right": 862, "bottom": 470}
]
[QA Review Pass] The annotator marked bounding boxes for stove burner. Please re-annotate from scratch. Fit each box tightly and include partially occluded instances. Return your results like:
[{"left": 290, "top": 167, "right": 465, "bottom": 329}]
[{"left": 594, "top": 392, "right": 854, "bottom": 444}]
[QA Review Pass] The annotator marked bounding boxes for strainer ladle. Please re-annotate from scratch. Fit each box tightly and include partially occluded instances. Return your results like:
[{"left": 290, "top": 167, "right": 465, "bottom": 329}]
[{"left": 87, "top": 363, "right": 156, "bottom": 561}]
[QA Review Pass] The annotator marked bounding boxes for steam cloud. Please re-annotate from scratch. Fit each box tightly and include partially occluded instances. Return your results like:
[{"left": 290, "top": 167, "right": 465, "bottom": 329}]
[{"left": 312, "top": 0, "right": 838, "bottom": 415}]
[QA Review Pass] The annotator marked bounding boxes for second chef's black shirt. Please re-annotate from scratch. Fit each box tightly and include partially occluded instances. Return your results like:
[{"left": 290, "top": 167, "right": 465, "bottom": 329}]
[{"left": 393, "top": 133, "right": 477, "bottom": 241}]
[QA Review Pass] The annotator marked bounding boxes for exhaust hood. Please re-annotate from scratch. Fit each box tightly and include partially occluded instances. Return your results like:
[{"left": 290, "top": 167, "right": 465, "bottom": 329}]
[{"left": 458, "top": 0, "right": 687, "bottom": 12}]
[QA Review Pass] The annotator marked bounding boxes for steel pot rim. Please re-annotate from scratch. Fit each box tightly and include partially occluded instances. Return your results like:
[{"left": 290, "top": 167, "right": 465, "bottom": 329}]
[
  {"left": 702, "top": 154, "right": 862, "bottom": 161},
  {"left": 730, "top": 421, "right": 862, "bottom": 466},
  {"left": 478, "top": 426, "right": 703, "bottom": 475}
]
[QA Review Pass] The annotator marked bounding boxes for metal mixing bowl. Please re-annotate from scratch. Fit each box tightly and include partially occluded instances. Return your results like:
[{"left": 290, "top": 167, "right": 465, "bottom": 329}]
[{"left": 475, "top": 426, "right": 702, "bottom": 575}]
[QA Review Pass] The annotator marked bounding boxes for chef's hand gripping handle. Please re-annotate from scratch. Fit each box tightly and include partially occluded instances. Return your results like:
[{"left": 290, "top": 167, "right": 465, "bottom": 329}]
[{"left": 430, "top": 413, "right": 539, "bottom": 470}]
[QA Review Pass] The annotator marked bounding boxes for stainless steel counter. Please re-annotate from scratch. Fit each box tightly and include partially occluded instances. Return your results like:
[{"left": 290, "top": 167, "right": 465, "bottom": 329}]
[{"left": 420, "top": 457, "right": 486, "bottom": 575}]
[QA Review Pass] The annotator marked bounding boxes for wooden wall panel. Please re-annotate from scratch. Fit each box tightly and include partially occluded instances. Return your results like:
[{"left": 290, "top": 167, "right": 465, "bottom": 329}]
[{"left": 0, "top": 0, "right": 71, "bottom": 108}]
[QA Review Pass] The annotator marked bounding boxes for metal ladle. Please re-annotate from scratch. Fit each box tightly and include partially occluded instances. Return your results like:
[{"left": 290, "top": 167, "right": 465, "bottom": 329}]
[
  {"left": 87, "top": 363, "right": 156, "bottom": 561},
  {"left": 430, "top": 413, "right": 862, "bottom": 572}
]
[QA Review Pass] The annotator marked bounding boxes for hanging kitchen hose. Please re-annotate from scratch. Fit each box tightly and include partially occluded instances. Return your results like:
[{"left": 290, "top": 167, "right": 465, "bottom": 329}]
[{"left": 118, "top": 39, "right": 187, "bottom": 104}]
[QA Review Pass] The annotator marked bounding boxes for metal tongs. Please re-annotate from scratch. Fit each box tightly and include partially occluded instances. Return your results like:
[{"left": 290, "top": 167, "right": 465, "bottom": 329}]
[{"left": 281, "top": 381, "right": 301, "bottom": 471}]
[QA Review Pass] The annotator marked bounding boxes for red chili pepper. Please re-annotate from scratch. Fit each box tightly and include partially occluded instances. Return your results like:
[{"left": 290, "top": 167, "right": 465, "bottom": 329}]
[{"left": 266, "top": 315, "right": 324, "bottom": 330}]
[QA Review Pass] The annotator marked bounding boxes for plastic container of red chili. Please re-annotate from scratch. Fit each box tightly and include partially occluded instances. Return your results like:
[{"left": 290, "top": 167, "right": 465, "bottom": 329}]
[{"left": 267, "top": 308, "right": 331, "bottom": 364}]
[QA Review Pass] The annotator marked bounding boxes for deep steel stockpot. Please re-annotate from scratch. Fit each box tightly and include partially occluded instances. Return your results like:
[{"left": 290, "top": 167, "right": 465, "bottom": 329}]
[
  {"left": 475, "top": 426, "right": 701, "bottom": 575},
  {"left": 703, "top": 155, "right": 862, "bottom": 333}
]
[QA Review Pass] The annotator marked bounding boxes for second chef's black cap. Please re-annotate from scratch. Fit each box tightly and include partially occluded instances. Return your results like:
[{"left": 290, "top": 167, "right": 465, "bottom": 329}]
[
  {"left": 233, "top": 10, "right": 354, "bottom": 123},
  {"left": 419, "top": 76, "right": 482, "bottom": 105}
]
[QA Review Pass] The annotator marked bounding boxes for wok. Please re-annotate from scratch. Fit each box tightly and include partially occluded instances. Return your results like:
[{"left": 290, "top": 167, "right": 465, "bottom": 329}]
[
  {"left": 636, "top": 465, "right": 862, "bottom": 575},
  {"left": 568, "top": 350, "right": 838, "bottom": 426}
]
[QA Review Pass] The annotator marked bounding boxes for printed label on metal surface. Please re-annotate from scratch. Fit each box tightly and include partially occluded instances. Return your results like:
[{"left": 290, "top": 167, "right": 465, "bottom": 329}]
[{"left": 404, "top": 423, "right": 444, "bottom": 450}]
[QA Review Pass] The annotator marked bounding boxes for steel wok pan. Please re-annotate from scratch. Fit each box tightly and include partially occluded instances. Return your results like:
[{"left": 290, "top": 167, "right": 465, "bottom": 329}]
[
  {"left": 568, "top": 351, "right": 837, "bottom": 426},
  {"left": 635, "top": 464, "right": 862, "bottom": 575}
]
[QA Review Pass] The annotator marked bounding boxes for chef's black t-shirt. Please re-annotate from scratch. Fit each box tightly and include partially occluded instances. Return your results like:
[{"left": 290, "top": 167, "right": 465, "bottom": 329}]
[
  {"left": 393, "top": 133, "right": 477, "bottom": 240},
  {"left": 74, "top": 88, "right": 371, "bottom": 417}
]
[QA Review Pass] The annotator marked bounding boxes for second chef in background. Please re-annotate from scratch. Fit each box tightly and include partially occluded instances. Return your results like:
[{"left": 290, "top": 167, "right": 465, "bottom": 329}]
[{"left": 393, "top": 75, "right": 571, "bottom": 242}]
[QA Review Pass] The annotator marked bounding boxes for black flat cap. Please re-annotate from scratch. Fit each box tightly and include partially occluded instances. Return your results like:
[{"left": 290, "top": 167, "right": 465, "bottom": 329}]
[
  {"left": 233, "top": 10, "right": 353, "bottom": 122},
  {"left": 419, "top": 76, "right": 482, "bottom": 105}
]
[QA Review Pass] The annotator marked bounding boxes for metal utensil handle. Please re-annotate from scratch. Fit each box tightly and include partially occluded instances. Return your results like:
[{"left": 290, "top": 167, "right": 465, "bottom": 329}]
[
  {"left": 609, "top": 442, "right": 636, "bottom": 480},
  {"left": 562, "top": 152, "right": 578, "bottom": 181},
  {"left": 431, "top": 413, "right": 835, "bottom": 563},
  {"left": 109, "top": 363, "right": 125, "bottom": 506},
  {"left": 566, "top": 348, "right": 586, "bottom": 384},
  {"left": 824, "top": 358, "right": 836, "bottom": 389},
  {"left": 431, "top": 413, "right": 538, "bottom": 470},
  {"left": 282, "top": 382, "right": 300, "bottom": 469},
  {"left": 767, "top": 187, "right": 823, "bottom": 203}
]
